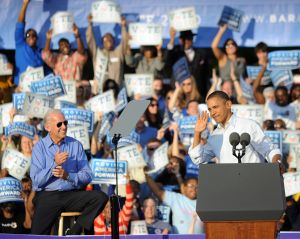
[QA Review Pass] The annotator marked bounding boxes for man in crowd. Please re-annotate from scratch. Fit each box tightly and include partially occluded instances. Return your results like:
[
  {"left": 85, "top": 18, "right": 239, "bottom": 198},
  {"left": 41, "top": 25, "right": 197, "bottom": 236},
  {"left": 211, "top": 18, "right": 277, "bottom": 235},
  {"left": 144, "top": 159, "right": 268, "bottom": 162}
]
[
  {"left": 30, "top": 109, "right": 108, "bottom": 235},
  {"left": 189, "top": 91, "right": 282, "bottom": 164}
]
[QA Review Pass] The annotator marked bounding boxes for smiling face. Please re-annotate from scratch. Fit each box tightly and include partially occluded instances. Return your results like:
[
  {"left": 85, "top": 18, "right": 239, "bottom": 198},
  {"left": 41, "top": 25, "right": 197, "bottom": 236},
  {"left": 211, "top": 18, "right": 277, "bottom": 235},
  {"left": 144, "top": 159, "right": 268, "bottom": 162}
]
[
  {"left": 25, "top": 29, "right": 38, "bottom": 48},
  {"left": 143, "top": 198, "right": 156, "bottom": 220},
  {"left": 183, "top": 178, "right": 198, "bottom": 200},
  {"left": 59, "top": 39, "right": 70, "bottom": 55},
  {"left": 20, "top": 136, "right": 33, "bottom": 156},
  {"left": 224, "top": 40, "right": 237, "bottom": 55},
  {"left": 45, "top": 111, "right": 68, "bottom": 144},
  {"left": 207, "top": 96, "right": 232, "bottom": 125}
]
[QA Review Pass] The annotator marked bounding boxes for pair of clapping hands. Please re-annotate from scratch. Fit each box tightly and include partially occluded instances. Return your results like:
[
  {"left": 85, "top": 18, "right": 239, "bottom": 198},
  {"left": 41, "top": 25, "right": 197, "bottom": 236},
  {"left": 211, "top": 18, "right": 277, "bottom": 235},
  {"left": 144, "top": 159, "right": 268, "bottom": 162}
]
[{"left": 52, "top": 150, "right": 69, "bottom": 180}]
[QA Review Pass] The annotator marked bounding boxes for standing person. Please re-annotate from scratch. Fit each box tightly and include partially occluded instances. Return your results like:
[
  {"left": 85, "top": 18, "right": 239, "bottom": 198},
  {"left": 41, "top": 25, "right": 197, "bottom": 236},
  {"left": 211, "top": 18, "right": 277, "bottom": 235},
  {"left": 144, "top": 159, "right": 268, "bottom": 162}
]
[
  {"left": 211, "top": 24, "right": 246, "bottom": 82},
  {"left": 14, "top": 0, "right": 44, "bottom": 86},
  {"left": 189, "top": 91, "right": 282, "bottom": 164},
  {"left": 30, "top": 109, "right": 108, "bottom": 235},
  {"left": 42, "top": 24, "right": 87, "bottom": 81}
]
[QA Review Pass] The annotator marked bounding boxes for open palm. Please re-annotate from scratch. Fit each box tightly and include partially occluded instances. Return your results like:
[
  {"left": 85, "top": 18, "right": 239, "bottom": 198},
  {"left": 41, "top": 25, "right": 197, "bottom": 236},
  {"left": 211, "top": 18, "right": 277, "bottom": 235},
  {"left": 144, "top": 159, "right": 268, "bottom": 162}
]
[{"left": 195, "top": 112, "right": 209, "bottom": 133}]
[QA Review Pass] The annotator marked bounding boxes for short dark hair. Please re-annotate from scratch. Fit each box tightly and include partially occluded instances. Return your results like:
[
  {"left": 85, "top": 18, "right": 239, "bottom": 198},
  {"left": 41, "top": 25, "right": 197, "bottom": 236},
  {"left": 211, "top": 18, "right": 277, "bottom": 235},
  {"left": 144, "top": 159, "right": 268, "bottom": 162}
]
[
  {"left": 183, "top": 177, "right": 198, "bottom": 186},
  {"left": 275, "top": 85, "right": 288, "bottom": 94},
  {"left": 255, "top": 42, "right": 268, "bottom": 54},
  {"left": 25, "top": 28, "right": 37, "bottom": 38},
  {"left": 206, "top": 90, "right": 230, "bottom": 102},
  {"left": 58, "top": 38, "right": 69, "bottom": 45}
]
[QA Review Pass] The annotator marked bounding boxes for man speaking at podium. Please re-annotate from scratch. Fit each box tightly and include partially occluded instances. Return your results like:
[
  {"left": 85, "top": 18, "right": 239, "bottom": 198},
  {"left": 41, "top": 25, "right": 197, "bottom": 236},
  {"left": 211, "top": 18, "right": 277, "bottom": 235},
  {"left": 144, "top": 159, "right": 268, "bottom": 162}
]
[{"left": 188, "top": 91, "right": 282, "bottom": 165}]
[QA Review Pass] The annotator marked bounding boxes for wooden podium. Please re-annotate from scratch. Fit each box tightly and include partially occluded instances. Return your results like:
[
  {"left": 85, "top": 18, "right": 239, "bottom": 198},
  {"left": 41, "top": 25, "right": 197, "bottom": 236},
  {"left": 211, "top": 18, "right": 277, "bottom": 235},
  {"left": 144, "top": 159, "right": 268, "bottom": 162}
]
[{"left": 197, "top": 163, "right": 285, "bottom": 239}]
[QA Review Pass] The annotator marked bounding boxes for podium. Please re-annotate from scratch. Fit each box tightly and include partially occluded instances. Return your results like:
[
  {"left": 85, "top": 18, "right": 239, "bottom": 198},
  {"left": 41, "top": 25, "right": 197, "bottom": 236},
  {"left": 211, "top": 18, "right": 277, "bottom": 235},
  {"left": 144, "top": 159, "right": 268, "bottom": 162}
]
[{"left": 196, "top": 163, "right": 286, "bottom": 239}]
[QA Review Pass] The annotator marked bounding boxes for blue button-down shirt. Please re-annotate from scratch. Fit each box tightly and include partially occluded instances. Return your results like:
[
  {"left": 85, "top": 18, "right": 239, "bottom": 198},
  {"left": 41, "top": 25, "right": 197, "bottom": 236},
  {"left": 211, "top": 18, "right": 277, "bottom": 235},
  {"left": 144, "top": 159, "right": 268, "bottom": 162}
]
[{"left": 30, "top": 134, "right": 92, "bottom": 191}]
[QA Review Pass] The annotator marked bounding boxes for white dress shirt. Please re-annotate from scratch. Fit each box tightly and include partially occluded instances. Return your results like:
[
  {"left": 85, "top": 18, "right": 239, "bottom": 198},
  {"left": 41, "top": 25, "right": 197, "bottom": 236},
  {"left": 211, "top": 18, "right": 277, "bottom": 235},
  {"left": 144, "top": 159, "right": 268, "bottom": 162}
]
[{"left": 188, "top": 114, "right": 281, "bottom": 164}]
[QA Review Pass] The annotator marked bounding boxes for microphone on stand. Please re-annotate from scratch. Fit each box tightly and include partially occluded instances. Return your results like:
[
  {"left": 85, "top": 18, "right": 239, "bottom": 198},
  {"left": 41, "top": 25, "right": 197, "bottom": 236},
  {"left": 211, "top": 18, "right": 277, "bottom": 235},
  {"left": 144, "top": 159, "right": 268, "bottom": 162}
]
[
  {"left": 240, "top": 133, "right": 251, "bottom": 159},
  {"left": 229, "top": 132, "right": 240, "bottom": 162}
]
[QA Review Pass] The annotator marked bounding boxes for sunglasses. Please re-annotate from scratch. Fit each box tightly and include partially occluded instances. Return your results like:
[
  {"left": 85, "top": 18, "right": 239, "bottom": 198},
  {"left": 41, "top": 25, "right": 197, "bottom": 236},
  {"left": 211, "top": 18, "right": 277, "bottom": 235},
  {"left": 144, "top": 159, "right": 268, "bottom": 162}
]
[
  {"left": 225, "top": 43, "right": 236, "bottom": 49},
  {"left": 56, "top": 120, "right": 68, "bottom": 128}
]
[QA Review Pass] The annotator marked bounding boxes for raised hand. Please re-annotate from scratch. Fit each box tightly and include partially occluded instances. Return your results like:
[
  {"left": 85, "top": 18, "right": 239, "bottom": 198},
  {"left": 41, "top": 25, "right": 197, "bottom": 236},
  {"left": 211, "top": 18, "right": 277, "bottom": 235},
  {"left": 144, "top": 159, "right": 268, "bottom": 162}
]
[
  {"left": 88, "top": 14, "right": 93, "bottom": 24},
  {"left": 73, "top": 24, "right": 80, "bottom": 37},
  {"left": 169, "top": 27, "right": 176, "bottom": 40},
  {"left": 121, "top": 15, "right": 126, "bottom": 27},
  {"left": 195, "top": 112, "right": 209, "bottom": 134},
  {"left": 46, "top": 29, "right": 53, "bottom": 40}
]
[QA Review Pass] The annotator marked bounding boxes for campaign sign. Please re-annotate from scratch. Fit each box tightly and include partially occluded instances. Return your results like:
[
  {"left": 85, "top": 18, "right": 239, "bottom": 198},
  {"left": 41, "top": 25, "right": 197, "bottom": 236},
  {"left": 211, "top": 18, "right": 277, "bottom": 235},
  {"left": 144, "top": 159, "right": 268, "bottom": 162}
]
[
  {"left": 51, "top": 11, "right": 74, "bottom": 36},
  {"left": 129, "top": 23, "right": 163, "bottom": 46},
  {"left": 268, "top": 50, "right": 300, "bottom": 71},
  {"left": 0, "top": 54, "right": 12, "bottom": 76},
  {"left": 5, "top": 122, "right": 36, "bottom": 140},
  {"left": 0, "top": 177, "right": 23, "bottom": 203},
  {"left": 19, "top": 67, "right": 44, "bottom": 92},
  {"left": 91, "top": 0, "right": 121, "bottom": 23},
  {"left": 264, "top": 130, "right": 282, "bottom": 152},
  {"left": 124, "top": 74, "right": 154, "bottom": 97},
  {"left": 30, "top": 75, "right": 66, "bottom": 98},
  {"left": 94, "top": 49, "right": 108, "bottom": 93},
  {"left": 179, "top": 116, "right": 197, "bottom": 135},
  {"left": 54, "top": 100, "right": 77, "bottom": 110},
  {"left": 2, "top": 149, "right": 31, "bottom": 181},
  {"left": 67, "top": 126, "right": 90, "bottom": 150},
  {"left": 117, "top": 144, "right": 146, "bottom": 169},
  {"left": 0, "top": 103, "right": 13, "bottom": 127},
  {"left": 13, "top": 93, "right": 26, "bottom": 112},
  {"left": 21, "top": 93, "right": 54, "bottom": 119},
  {"left": 90, "top": 158, "right": 127, "bottom": 185},
  {"left": 282, "top": 130, "right": 300, "bottom": 144},
  {"left": 240, "top": 77, "right": 255, "bottom": 103},
  {"left": 162, "top": 110, "right": 171, "bottom": 129},
  {"left": 157, "top": 205, "right": 171, "bottom": 223},
  {"left": 246, "top": 66, "right": 271, "bottom": 85},
  {"left": 85, "top": 90, "right": 116, "bottom": 114},
  {"left": 283, "top": 172, "right": 300, "bottom": 197},
  {"left": 147, "top": 142, "right": 169, "bottom": 174},
  {"left": 168, "top": 7, "right": 199, "bottom": 31},
  {"left": 98, "top": 112, "right": 116, "bottom": 141},
  {"left": 55, "top": 80, "right": 76, "bottom": 104},
  {"left": 61, "top": 108, "right": 94, "bottom": 132},
  {"left": 172, "top": 57, "right": 191, "bottom": 84},
  {"left": 270, "top": 70, "right": 294, "bottom": 89},
  {"left": 231, "top": 104, "right": 264, "bottom": 125},
  {"left": 115, "top": 88, "right": 128, "bottom": 112},
  {"left": 218, "top": 6, "right": 244, "bottom": 32},
  {"left": 130, "top": 220, "right": 148, "bottom": 235}
]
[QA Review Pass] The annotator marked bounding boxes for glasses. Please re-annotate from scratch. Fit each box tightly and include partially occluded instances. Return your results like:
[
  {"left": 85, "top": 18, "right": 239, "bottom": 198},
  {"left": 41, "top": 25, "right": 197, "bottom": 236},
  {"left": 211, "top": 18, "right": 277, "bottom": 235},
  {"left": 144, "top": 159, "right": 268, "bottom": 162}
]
[
  {"left": 56, "top": 120, "right": 68, "bottom": 128},
  {"left": 26, "top": 33, "right": 37, "bottom": 38},
  {"left": 225, "top": 43, "right": 236, "bottom": 49}
]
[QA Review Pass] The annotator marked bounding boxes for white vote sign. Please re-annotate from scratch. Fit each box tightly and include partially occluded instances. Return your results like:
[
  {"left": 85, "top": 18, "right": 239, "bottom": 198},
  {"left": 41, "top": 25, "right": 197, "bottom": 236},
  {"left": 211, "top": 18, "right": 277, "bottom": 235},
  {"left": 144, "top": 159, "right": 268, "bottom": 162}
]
[
  {"left": 51, "top": 11, "right": 74, "bottom": 36},
  {"left": 67, "top": 126, "right": 90, "bottom": 150},
  {"left": 125, "top": 74, "right": 154, "bottom": 97},
  {"left": 130, "top": 220, "right": 148, "bottom": 235},
  {"left": 94, "top": 49, "right": 108, "bottom": 93},
  {"left": 2, "top": 149, "right": 31, "bottom": 181},
  {"left": 169, "top": 7, "right": 199, "bottom": 31},
  {"left": 129, "top": 23, "right": 163, "bottom": 46},
  {"left": 91, "top": 0, "right": 121, "bottom": 23},
  {"left": 231, "top": 104, "right": 264, "bottom": 125},
  {"left": 19, "top": 67, "right": 44, "bottom": 92},
  {"left": 0, "top": 54, "right": 12, "bottom": 76},
  {"left": 117, "top": 144, "right": 146, "bottom": 169},
  {"left": 55, "top": 80, "right": 76, "bottom": 104},
  {"left": 85, "top": 90, "right": 115, "bottom": 115},
  {"left": 0, "top": 103, "right": 13, "bottom": 127},
  {"left": 147, "top": 142, "right": 169, "bottom": 174},
  {"left": 283, "top": 172, "right": 300, "bottom": 197},
  {"left": 22, "top": 93, "right": 53, "bottom": 119}
]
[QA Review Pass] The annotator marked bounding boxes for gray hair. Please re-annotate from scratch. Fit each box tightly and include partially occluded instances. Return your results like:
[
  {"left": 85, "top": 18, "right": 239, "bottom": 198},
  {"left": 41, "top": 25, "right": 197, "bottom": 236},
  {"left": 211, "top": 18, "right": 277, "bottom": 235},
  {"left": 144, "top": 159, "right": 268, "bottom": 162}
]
[{"left": 44, "top": 109, "right": 64, "bottom": 125}]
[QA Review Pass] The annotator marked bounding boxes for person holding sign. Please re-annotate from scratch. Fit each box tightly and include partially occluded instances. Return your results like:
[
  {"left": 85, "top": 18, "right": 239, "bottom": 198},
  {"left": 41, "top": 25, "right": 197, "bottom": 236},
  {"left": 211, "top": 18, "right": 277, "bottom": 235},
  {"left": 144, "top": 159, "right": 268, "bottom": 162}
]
[
  {"left": 42, "top": 24, "right": 87, "bottom": 81},
  {"left": 0, "top": 54, "right": 14, "bottom": 104},
  {"left": 14, "top": 0, "right": 45, "bottom": 86},
  {"left": 189, "top": 91, "right": 282, "bottom": 164},
  {"left": 211, "top": 24, "right": 246, "bottom": 82},
  {"left": 86, "top": 14, "right": 129, "bottom": 87},
  {"left": 30, "top": 109, "right": 108, "bottom": 235}
]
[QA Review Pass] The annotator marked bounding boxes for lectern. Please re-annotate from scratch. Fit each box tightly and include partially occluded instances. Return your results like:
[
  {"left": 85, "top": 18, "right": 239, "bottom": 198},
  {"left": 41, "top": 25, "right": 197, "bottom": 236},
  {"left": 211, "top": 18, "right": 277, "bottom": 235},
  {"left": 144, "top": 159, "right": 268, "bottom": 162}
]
[{"left": 196, "top": 163, "right": 286, "bottom": 239}]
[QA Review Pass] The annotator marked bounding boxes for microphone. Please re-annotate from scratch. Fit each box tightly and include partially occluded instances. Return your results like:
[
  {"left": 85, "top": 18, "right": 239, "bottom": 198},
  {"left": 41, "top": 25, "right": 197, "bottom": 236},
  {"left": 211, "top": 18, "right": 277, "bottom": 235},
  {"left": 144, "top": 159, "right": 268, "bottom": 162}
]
[
  {"left": 240, "top": 133, "right": 251, "bottom": 147},
  {"left": 229, "top": 132, "right": 240, "bottom": 149}
]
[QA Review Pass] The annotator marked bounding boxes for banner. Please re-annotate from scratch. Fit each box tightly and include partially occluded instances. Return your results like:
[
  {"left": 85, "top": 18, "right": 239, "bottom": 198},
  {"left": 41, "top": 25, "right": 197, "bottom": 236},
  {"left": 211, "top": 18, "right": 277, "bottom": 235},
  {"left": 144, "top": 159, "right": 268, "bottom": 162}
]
[
  {"left": 218, "top": 5, "right": 244, "bottom": 32},
  {"left": 179, "top": 116, "right": 197, "bottom": 135},
  {"left": 30, "top": 75, "right": 66, "bottom": 98},
  {"left": 2, "top": 149, "right": 31, "bottom": 181},
  {"left": 268, "top": 50, "right": 300, "bottom": 71},
  {"left": 130, "top": 220, "right": 148, "bottom": 235},
  {"left": 157, "top": 205, "right": 171, "bottom": 223},
  {"left": 67, "top": 126, "right": 90, "bottom": 150},
  {"left": 98, "top": 112, "right": 116, "bottom": 141},
  {"left": 54, "top": 100, "right": 77, "bottom": 110},
  {"left": 117, "top": 144, "right": 146, "bottom": 169},
  {"left": 13, "top": 93, "right": 26, "bottom": 112},
  {"left": 239, "top": 77, "right": 255, "bottom": 103},
  {"left": 168, "top": 7, "right": 199, "bottom": 31},
  {"left": 5, "top": 122, "right": 36, "bottom": 140},
  {"left": 282, "top": 130, "right": 300, "bottom": 144},
  {"left": 0, "top": 54, "right": 12, "bottom": 76},
  {"left": 55, "top": 80, "right": 77, "bottom": 104},
  {"left": 21, "top": 93, "right": 54, "bottom": 119},
  {"left": 264, "top": 130, "right": 282, "bottom": 152},
  {"left": 91, "top": 0, "right": 121, "bottom": 23},
  {"left": 0, "top": 177, "right": 23, "bottom": 203},
  {"left": 115, "top": 88, "right": 128, "bottom": 112},
  {"left": 62, "top": 108, "right": 94, "bottom": 132},
  {"left": 246, "top": 66, "right": 271, "bottom": 85},
  {"left": 172, "top": 57, "right": 191, "bottom": 84},
  {"left": 19, "top": 67, "right": 44, "bottom": 93},
  {"left": 231, "top": 104, "right": 264, "bottom": 125},
  {"left": 94, "top": 49, "right": 108, "bottom": 93},
  {"left": 0, "top": 103, "right": 13, "bottom": 127},
  {"left": 51, "top": 11, "right": 74, "bottom": 36},
  {"left": 270, "top": 70, "right": 294, "bottom": 89},
  {"left": 90, "top": 158, "right": 127, "bottom": 184},
  {"left": 85, "top": 90, "right": 116, "bottom": 114},
  {"left": 125, "top": 74, "right": 154, "bottom": 97},
  {"left": 283, "top": 172, "right": 300, "bottom": 197},
  {"left": 147, "top": 142, "right": 169, "bottom": 174},
  {"left": 129, "top": 23, "right": 163, "bottom": 46}
]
